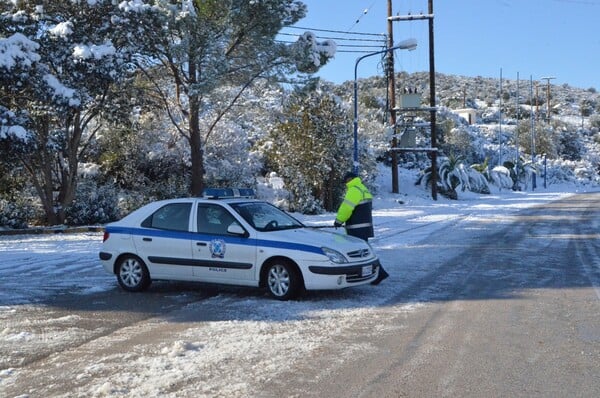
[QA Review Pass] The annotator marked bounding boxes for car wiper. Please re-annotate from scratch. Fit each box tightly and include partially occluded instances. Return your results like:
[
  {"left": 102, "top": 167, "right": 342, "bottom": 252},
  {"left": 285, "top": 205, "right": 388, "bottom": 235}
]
[{"left": 279, "top": 225, "right": 303, "bottom": 230}]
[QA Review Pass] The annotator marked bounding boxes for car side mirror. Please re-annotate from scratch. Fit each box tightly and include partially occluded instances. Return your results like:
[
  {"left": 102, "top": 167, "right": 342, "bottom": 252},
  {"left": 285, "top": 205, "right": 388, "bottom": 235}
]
[{"left": 227, "top": 223, "right": 248, "bottom": 237}]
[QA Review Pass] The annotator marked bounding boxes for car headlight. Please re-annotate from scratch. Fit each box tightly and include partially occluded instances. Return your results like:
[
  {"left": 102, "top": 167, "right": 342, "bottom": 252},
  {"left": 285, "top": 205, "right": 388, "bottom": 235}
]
[{"left": 321, "top": 247, "right": 347, "bottom": 264}]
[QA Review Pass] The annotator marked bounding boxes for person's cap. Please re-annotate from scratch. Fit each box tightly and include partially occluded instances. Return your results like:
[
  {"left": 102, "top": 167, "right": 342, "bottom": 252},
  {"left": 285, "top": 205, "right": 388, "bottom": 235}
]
[{"left": 343, "top": 172, "right": 357, "bottom": 182}]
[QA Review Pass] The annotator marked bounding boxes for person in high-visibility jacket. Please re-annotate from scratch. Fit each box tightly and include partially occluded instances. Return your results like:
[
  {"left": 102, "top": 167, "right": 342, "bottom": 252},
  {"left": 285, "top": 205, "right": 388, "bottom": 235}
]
[
  {"left": 334, "top": 172, "right": 374, "bottom": 240},
  {"left": 334, "top": 172, "right": 389, "bottom": 284}
]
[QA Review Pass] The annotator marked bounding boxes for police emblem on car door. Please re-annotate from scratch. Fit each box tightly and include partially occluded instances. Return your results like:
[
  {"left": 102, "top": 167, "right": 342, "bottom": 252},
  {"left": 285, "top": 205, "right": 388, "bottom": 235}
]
[{"left": 192, "top": 204, "right": 256, "bottom": 282}]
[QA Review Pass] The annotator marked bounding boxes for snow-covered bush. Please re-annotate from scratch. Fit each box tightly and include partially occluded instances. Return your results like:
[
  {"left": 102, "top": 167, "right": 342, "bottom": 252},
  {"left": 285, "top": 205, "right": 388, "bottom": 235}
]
[
  {"left": 556, "top": 129, "right": 585, "bottom": 161},
  {"left": 465, "top": 165, "right": 491, "bottom": 193},
  {"left": 416, "top": 154, "right": 490, "bottom": 199},
  {"left": 590, "top": 114, "right": 600, "bottom": 130},
  {"left": 203, "top": 120, "right": 262, "bottom": 189},
  {"left": 256, "top": 172, "right": 291, "bottom": 210},
  {"left": 0, "top": 197, "right": 38, "bottom": 229},
  {"left": 441, "top": 126, "right": 477, "bottom": 164},
  {"left": 65, "top": 181, "right": 120, "bottom": 226},
  {"left": 489, "top": 166, "right": 514, "bottom": 189},
  {"left": 541, "top": 159, "right": 598, "bottom": 185},
  {"left": 116, "top": 191, "right": 152, "bottom": 218},
  {"left": 286, "top": 177, "right": 324, "bottom": 214}
]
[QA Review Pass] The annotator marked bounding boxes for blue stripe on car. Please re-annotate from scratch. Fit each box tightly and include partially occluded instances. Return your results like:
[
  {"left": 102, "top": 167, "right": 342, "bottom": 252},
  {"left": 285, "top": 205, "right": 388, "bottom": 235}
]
[
  {"left": 147, "top": 256, "right": 253, "bottom": 269},
  {"left": 105, "top": 226, "right": 324, "bottom": 255}
]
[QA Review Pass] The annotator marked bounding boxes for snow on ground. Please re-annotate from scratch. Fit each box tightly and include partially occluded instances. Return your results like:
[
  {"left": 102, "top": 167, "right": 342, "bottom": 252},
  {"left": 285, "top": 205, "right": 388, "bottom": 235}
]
[{"left": 0, "top": 167, "right": 597, "bottom": 397}]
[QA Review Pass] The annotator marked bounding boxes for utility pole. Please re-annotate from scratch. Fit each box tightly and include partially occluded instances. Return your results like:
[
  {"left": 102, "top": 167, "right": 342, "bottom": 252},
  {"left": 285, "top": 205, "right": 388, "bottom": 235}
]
[
  {"left": 387, "top": 0, "right": 399, "bottom": 193},
  {"left": 515, "top": 71, "right": 520, "bottom": 188},
  {"left": 387, "top": 0, "right": 437, "bottom": 200},
  {"left": 535, "top": 81, "right": 540, "bottom": 121},
  {"left": 530, "top": 75, "right": 536, "bottom": 190},
  {"left": 540, "top": 76, "right": 555, "bottom": 122},
  {"left": 499, "top": 67, "right": 503, "bottom": 165},
  {"left": 428, "top": 0, "right": 437, "bottom": 200}
]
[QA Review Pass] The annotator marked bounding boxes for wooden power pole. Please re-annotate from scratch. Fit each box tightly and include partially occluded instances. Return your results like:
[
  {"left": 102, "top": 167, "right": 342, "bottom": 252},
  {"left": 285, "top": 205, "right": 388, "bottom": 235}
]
[
  {"left": 387, "top": 0, "right": 399, "bottom": 193},
  {"left": 387, "top": 0, "right": 438, "bottom": 200},
  {"left": 428, "top": 0, "right": 438, "bottom": 200}
]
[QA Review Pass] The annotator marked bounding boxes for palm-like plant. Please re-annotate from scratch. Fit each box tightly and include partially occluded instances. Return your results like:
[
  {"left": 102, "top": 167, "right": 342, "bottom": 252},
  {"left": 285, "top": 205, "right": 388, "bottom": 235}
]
[{"left": 416, "top": 153, "right": 490, "bottom": 199}]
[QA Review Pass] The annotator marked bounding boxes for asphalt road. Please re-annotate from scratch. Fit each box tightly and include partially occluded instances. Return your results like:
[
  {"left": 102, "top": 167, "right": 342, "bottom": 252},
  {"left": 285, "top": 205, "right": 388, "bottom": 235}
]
[{"left": 260, "top": 192, "right": 600, "bottom": 397}]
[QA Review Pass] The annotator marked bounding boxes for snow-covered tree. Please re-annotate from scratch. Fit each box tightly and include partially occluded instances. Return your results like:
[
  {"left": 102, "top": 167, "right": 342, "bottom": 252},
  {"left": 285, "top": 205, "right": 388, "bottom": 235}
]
[
  {"left": 516, "top": 120, "right": 558, "bottom": 159},
  {"left": 121, "top": 0, "right": 336, "bottom": 195},
  {"left": 0, "top": 1, "right": 140, "bottom": 225},
  {"left": 266, "top": 88, "right": 357, "bottom": 213}
]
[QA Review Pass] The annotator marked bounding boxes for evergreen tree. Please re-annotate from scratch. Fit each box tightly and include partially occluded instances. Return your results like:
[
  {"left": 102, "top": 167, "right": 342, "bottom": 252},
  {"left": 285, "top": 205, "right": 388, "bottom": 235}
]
[
  {"left": 0, "top": 0, "right": 140, "bottom": 224},
  {"left": 266, "top": 88, "right": 355, "bottom": 213},
  {"left": 122, "top": 0, "right": 335, "bottom": 195}
]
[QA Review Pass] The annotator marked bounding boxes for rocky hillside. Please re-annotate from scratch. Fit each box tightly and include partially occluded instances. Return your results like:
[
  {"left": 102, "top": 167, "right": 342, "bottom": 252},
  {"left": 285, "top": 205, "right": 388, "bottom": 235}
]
[{"left": 331, "top": 71, "right": 600, "bottom": 189}]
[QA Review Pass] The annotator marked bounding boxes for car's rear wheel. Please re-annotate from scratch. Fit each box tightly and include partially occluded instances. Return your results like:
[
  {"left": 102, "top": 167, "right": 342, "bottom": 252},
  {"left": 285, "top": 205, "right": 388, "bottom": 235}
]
[
  {"left": 116, "top": 255, "right": 151, "bottom": 292},
  {"left": 265, "top": 260, "right": 301, "bottom": 300}
]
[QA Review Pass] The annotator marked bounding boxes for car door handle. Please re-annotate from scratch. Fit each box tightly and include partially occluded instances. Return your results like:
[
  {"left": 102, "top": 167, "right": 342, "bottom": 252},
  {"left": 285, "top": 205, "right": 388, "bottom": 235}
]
[
  {"left": 196, "top": 242, "right": 207, "bottom": 246},
  {"left": 143, "top": 237, "right": 152, "bottom": 242}
]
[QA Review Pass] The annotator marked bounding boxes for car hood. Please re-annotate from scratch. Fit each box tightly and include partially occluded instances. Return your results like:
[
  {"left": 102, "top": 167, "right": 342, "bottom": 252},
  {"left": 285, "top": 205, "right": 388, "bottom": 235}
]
[{"left": 259, "top": 227, "right": 374, "bottom": 257}]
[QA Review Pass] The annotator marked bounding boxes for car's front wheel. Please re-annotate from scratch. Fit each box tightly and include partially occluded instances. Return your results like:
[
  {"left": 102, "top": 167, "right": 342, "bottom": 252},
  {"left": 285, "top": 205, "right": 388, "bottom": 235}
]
[
  {"left": 116, "top": 255, "right": 151, "bottom": 292},
  {"left": 265, "top": 260, "right": 301, "bottom": 300}
]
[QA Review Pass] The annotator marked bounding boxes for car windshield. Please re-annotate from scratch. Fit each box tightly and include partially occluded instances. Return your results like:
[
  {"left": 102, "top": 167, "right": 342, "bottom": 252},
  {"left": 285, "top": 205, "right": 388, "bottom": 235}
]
[{"left": 230, "top": 202, "right": 304, "bottom": 232}]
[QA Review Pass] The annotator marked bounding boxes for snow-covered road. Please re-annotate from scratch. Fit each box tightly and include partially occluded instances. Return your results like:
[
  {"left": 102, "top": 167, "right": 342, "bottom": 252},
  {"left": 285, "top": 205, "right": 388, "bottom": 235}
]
[{"left": 1, "top": 186, "right": 596, "bottom": 397}]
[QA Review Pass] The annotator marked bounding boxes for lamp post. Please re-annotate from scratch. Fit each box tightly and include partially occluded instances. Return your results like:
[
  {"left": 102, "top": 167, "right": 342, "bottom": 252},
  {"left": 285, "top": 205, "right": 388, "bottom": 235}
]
[{"left": 353, "top": 39, "right": 417, "bottom": 173}]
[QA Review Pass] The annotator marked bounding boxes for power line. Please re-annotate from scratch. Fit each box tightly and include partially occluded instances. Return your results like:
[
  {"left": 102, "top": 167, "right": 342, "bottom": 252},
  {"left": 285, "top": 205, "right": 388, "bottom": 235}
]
[
  {"left": 278, "top": 31, "right": 385, "bottom": 44},
  {"left": 285, "top": 25, "right": 385, "bottom": 37},
  {"left": 275, "top": 39, "right": 385, "bottom": 52},
  {"left": 279, "top": 23, "right": 388, "bottom": 55},
  {"left": 347, "top": 1, "right": 378, "bottom": 32}
]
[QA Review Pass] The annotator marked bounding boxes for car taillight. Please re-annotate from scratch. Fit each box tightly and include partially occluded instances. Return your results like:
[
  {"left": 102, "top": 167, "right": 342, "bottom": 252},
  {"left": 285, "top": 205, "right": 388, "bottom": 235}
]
[{"left": 103, "top": 231, "right": 110, "bottom": 242}]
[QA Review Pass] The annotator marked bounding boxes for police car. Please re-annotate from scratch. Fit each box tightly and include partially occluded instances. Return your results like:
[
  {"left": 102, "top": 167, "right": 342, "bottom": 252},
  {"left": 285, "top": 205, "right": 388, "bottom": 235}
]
[{"left": 99, "top": 189, "right": 381, "bottom": 300}]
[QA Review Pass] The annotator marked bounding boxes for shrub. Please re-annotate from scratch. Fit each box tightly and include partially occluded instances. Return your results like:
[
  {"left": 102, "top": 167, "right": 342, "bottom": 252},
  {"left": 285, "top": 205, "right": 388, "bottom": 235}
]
[
  {"left": 65, "top": 182, "right": 120, "bottom": 226},
  {"left": 416, "top": 154, "right": 490, "bottom": 198},
  {"left": 0, "top": 197, "right": 38, "bottom": 229}
]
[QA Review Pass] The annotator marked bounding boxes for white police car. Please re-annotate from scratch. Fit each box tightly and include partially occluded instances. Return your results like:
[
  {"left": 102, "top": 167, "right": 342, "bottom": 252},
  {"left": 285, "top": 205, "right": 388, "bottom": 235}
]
[{"left": 99, "top": 189, "right": 381, "bottom": 300}]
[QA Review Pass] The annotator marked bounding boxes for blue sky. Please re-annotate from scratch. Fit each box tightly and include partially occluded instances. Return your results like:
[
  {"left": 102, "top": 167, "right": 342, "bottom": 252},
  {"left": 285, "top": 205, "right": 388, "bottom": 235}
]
[{"left": 289, "top": 0, "right": 600, "bottom": 90}]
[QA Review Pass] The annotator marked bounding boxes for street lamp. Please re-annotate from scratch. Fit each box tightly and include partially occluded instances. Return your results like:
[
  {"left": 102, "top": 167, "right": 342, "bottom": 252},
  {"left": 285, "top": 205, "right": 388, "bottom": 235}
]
[{"left": 353, "top": 39, "right": 417, "bottom": 173}]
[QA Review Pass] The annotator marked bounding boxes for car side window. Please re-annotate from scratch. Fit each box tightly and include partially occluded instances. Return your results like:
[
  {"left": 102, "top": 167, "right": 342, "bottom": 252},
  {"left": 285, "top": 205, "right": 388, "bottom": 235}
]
[
  {"left": 197, "top": 204, "right": 239, "bottom": 235},
  {"left": 141, "top": 203, "right": 192, "bottom": 232}
]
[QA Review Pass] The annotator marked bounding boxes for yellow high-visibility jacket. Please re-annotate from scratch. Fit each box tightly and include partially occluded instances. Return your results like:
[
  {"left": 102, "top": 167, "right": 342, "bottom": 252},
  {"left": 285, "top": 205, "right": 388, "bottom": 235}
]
[{"left": 335, "top": 177, "right": 374, "bottom": 240}]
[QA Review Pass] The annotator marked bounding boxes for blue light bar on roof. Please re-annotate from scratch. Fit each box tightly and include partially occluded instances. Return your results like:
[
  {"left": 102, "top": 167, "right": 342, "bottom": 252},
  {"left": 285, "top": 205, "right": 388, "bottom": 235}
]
[{"left": 202, "top": 188, "right": 255, "bottom": 199}]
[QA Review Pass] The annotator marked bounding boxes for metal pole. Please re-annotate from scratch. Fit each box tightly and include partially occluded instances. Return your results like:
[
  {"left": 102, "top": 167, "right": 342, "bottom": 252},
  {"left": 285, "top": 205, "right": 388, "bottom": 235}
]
[
  {"left": 547, "top": 79, "right": 551, "bottom": 121},
  {"left": 387, "top": 0, "right": 399, "bottom": 193},
  {"left": 515, "top": 72, "right": 520, "bottom": 189},
  {"left": 353, "top": 69, "right": 359, "bottom": 174},
  {"left": 499, "top": 67, "right": 503, "bottom": 165},
  {"left": 530, "top": 75, "right": 536, "bottom": 191},
  {"left": 428, "top": 0, "right": 438, "bottom": 200},
  {"left": 543, "top": 154, "right": 547, "bottom": 188}
]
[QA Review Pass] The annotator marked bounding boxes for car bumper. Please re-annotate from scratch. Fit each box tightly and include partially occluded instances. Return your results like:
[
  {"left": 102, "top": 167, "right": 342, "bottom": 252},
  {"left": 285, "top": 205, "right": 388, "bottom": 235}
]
[
  {"left": 305, "top": 258, "right": 380, "bottom": 289},
  {"left": 98, "top": 252, "right": 115, "bottom": 274}
]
